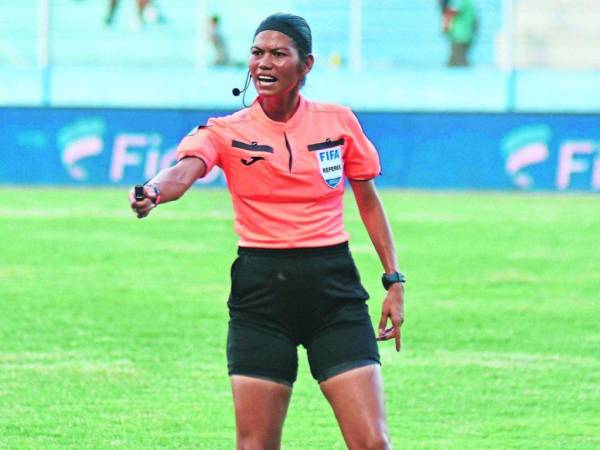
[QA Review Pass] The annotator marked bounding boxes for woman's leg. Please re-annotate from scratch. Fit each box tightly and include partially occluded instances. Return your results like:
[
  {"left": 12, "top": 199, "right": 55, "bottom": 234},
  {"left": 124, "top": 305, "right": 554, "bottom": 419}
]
[
  {"left": 230, "top": 375, "right": 292, "bottom": 450},
  {"left": 320, "top": 365, "right": 391, "bottom": 450}
]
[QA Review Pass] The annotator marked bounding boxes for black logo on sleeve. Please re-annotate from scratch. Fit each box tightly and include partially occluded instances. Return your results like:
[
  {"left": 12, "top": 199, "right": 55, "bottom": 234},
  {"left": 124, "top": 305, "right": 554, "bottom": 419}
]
[
  {"left": 241, "top": 156, "right": 265, "bottom": 166},
  {"left": 187, "top": 125, "right": 208, "bottom": 136}
]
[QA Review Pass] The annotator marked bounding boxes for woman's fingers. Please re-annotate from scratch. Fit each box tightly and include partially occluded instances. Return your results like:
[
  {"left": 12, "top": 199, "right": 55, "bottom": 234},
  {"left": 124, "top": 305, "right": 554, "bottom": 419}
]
[
  {"left": 376, "top": 325, "right": 402, "bottom": 352},
  {"left": 378, "top": 309, "right": 390, "bottom": 337},
  {"left": 376, "top": 326, "right": 394, "bottom": 340},
  {"left": 129, "top": 188, "right": 155, "bottom": 218},
  {"left": 135, "top": 201, "right": 154, "bottom": 217}
]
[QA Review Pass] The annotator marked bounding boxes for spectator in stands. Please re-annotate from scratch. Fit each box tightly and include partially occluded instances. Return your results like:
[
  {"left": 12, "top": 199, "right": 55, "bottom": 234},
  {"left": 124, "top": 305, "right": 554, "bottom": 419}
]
[
  {"left": 441, "top": 0, "right": 478, "bottom": 66},
  {"left": 208, "top": 15, "right": 231, "bottom": 66},
  {"left": 105, "top": 0, "right": 164, "bottom": 27}
]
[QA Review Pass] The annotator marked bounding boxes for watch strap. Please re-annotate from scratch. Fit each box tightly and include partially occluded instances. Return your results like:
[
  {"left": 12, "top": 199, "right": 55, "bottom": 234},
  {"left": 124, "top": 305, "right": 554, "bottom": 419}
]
[
  {"left": 382, "top": 271, "right": 406, "bottom": 290},
  {"left": 145, "top": 183, "right": 161, "bottom": 205}
]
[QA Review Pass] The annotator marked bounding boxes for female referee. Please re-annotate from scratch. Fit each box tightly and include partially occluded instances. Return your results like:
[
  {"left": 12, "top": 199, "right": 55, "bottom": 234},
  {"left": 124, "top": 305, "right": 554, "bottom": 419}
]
[{"left": 129, "top": 13, "right": 405, "bottom": 450}]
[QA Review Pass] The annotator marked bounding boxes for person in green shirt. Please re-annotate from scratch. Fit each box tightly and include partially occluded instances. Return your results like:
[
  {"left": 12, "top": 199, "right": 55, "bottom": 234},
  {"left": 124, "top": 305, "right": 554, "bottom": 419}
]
[{"left": 442, "top": 0, "right": 478, "bottom": 66}]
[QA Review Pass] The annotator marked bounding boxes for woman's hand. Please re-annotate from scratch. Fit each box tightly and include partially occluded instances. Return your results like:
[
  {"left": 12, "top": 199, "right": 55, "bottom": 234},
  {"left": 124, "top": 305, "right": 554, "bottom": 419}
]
[
  {"left": 129, "top": 185, "right": 157, "bottom": 219},
  {"left": 127, "top": 157, "right": 207, "bottom": 219},
  {"left": 376, "top": 283, "right": 405, "bottom": 351}
]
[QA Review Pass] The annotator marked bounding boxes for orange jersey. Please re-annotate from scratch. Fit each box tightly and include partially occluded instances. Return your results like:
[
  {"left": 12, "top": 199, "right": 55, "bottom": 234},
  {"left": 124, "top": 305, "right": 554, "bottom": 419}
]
[{"left": 176, "top": 96, "right": 381, "bottom": 248}]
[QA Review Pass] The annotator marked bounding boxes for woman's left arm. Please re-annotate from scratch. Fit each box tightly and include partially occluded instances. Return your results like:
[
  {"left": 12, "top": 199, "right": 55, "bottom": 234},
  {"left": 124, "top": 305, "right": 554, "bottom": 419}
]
[{"left": 350, "top": 179, "right": 405, "bottom": 352}]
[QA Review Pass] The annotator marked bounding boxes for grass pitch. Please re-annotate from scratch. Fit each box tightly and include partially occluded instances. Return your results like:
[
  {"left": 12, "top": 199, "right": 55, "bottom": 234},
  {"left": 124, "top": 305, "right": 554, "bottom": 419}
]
[{"left": 1, "top": 187, "right": 599, "bottom": 449}]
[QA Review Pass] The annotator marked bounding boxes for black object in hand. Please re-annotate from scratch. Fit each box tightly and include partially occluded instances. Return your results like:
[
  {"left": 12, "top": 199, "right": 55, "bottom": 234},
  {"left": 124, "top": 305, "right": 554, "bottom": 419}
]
[{"left": 134, "top": 185, "right": 145, "bottom": 201}]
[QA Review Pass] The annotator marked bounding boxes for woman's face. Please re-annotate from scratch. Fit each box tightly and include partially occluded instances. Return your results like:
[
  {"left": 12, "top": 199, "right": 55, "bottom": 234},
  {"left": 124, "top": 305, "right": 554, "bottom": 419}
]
[{"left": 249, "top": 30, "right": 311, "bottom": 98}]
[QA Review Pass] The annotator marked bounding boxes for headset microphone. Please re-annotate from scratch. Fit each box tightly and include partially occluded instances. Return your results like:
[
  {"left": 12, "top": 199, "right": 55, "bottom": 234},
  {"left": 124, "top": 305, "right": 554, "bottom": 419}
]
[{"left": 232, "top": 71, "right": 252, "bottom": 104}]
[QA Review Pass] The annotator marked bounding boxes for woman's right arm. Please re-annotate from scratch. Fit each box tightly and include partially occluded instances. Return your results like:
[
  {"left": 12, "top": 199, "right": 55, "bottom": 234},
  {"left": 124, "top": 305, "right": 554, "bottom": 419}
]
[{"left": 129, "top": 157, "right": 207, "bottom": 219}]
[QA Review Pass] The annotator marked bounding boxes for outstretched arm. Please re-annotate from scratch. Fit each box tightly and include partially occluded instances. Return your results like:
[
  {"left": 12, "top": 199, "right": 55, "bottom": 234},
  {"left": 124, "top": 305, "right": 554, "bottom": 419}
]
[
  {"left": 129, "top": 157, "right": 207, "bottom": 219},
  {"left": 350, "top": 179, "right": 405, "bottom": 351}
]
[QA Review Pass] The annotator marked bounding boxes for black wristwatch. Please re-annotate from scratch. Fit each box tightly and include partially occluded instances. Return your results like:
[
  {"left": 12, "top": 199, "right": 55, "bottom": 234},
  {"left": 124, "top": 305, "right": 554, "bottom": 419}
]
[{"left": 381, "top": 271, "right": 406, "bottom": 290}]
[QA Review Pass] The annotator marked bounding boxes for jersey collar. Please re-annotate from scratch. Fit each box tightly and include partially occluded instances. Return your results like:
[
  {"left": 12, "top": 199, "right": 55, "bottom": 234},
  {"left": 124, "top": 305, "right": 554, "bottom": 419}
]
[{"left": 250, "top": 95, "right": 307, "bottom": 132}]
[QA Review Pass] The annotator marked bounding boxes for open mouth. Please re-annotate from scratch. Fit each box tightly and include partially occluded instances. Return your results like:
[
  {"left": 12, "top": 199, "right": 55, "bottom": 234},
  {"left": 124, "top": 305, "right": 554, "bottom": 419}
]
[{"left": 257, "top": 75, "right": 278, "bottom": 85}]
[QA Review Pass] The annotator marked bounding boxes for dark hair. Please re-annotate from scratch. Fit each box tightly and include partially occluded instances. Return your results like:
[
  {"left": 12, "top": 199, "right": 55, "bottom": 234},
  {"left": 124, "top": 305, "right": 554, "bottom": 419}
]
[{"left": 254, "top": 13, "right": 312, "bottom": 63}]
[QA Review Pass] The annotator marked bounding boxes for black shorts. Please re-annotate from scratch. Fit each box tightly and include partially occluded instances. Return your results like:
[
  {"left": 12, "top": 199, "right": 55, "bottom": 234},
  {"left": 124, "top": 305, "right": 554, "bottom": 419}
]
[{"left": 227, "top": 241, "right": 380, "bottom": 386}]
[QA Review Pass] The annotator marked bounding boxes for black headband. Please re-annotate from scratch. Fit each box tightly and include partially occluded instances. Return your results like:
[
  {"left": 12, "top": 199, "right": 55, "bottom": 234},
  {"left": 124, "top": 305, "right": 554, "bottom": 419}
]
[{"left": 254, "top": 13, "right": 312, "bottom": 55}]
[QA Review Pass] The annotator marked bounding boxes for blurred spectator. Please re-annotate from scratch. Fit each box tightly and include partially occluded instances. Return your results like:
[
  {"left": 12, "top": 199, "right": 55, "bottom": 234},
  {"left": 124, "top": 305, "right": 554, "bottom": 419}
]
[
  {"left": 441, "top": 0, "right": 478, "bottom": 67},
  {"left": 105, "top": 0, "right": 165, "bottom": 27},
  {"left": 208, "top": 15, "right": 231, "bottom": 66}
]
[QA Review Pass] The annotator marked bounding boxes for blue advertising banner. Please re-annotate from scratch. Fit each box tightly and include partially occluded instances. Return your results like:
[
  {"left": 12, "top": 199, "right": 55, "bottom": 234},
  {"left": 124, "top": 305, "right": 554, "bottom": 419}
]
[{"left": 1, "top": 107, "right": 599, "bottom": 191}]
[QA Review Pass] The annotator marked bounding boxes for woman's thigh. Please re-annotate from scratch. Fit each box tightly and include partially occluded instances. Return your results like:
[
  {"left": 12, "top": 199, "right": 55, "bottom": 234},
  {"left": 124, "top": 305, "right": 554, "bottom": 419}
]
[
  {"left": 230, "top": 375, "right": 292, "bottom": 450},
  {"left": 320, "top": 365, "right": 391, "bottom": 450}
]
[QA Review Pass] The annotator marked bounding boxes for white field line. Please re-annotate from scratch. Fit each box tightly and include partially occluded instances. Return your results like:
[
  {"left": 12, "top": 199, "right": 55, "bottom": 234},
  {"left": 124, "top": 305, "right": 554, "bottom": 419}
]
[
  {"left": 0, "top": 207, "right": 233, "bottom": 221},
  {"left": 0, "top": 350, "right": 81, "bottom": 362},
  {"left": 382, "top": 350, "right": 599, "bottom": 370},
  {"left": 1, "top": 360, "right": 139, "bottom": 374},
  {"left": 485, "top": 270, "right": 542, "bottom": 283},
  {"left": 0, "top": 351, "right": 139, "bottom": 374},
  {"left": 509, "top": 249, "right": 573, "bottom": 262}
]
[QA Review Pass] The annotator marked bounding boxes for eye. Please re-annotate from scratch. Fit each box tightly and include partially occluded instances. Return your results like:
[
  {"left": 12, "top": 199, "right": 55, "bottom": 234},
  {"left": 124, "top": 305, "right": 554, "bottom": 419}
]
[
  {"left": 251, "top": 49, "right": 262, "bottom": 56},
  {"left": 273, "top": 51, "right": 286, "bottom": 57}
]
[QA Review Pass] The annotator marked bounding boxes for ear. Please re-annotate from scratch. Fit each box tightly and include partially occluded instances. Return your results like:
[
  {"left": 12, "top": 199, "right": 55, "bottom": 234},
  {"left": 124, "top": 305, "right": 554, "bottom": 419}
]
[{"left": 301, "top": 54, "right": 315, "bottom": 76}]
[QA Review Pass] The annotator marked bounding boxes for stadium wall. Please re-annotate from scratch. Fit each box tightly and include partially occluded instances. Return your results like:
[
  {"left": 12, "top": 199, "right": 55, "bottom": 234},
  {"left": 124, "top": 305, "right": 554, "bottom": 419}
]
[{"left": 1, "top": 107, "right": 599, "bottom": 192}]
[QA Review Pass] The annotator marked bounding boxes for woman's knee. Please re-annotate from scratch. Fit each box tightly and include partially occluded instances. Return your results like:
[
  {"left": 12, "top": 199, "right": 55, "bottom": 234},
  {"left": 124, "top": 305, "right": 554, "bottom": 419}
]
[
  {"left": 236, "top": 433, "right": 281, "bottom": 450},
  {"left": 367, "top": 434, "right": 392, "bottom": 450},
  {"left": 353, "top": 430, "right": 391, "bottom": 450}
]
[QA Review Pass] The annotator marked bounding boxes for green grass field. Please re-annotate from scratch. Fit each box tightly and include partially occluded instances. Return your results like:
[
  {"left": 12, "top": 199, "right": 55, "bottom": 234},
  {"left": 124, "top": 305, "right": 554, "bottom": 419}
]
[{"left": 1, "top": 187, "right": 599, "bottom": 449}]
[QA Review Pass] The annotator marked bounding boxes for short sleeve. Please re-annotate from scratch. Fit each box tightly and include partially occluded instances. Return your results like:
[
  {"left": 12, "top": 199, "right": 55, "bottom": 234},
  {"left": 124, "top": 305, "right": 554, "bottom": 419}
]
[
  {"left": 176, "top": 121, "right": 222, "bottom": 172},
  {"left": 342, "top": 108, "right": 381, "bottom": 180}
]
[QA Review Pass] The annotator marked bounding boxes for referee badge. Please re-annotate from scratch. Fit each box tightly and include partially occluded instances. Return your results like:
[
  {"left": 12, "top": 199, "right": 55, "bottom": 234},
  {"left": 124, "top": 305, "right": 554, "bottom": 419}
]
[{"left": 309, "top": 139, "right": 344, "bottom": 189}]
